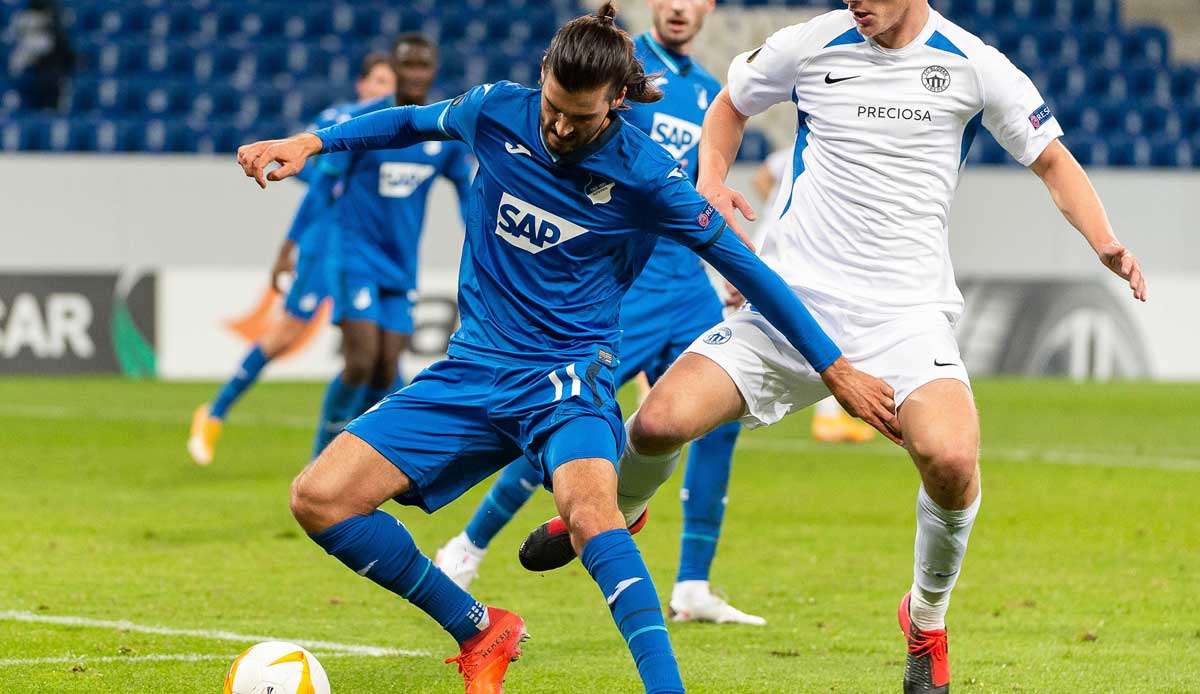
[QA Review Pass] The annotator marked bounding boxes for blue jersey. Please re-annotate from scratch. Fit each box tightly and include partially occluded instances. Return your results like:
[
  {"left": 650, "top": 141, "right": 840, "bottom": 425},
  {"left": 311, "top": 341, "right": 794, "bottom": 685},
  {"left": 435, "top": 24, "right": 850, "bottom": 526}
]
[
  {"left": 332, "top": 96, "right": 474, "bottom": 292},
  {"left": 624, "top": 33, "right": 723, "bottom": 288},
  {"left": 314, "top": 82, "right": 843, "bottom": 373},
  {"left": 286, "top": 101, "right": 359, "bottom": 258}
]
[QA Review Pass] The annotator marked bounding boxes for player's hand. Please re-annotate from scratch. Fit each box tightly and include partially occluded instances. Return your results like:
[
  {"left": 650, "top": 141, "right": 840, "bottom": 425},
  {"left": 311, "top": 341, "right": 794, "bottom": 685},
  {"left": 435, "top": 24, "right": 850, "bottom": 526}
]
[
  {"left": 270, "top": 240, "right": 297, "bottom": 293},
  {"left": 697, "top": 179, "right": 757, "bottom": 251},
  {"left": 723, "top": 280, "right": 745, "bottom": 308},
  {"left": 819, "top": 357, "right": 902, "bottom": 445},
  {"left": 1097, "top": 240, "right": 1147, "bottom": 302},
  {"left": 237, "top": 133, "right": 323, "bottom": 189}
]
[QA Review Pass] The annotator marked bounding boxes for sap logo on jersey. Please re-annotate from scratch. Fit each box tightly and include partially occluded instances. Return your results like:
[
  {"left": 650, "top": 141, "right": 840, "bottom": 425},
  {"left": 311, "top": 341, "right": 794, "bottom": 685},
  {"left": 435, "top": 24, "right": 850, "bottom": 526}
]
[
  {"left": 378, "top": 162, "right": 436, "bottom": 198},
  {"left": 495, "top": 192, "right": 589, "bottom": 254},
  {"left": 651, "top": 112, "right": 702, "bottom": 161}
]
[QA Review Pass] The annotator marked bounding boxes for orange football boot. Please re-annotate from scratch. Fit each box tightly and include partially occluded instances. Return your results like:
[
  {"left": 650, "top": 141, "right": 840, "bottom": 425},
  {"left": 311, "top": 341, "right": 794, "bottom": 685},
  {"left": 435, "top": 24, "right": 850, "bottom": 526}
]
[
  {"left": 445, "top": 607, "right": 529, "bottom": 694},
  {"left": 898, "top": 592, "right": 950, "bottom": 694}
]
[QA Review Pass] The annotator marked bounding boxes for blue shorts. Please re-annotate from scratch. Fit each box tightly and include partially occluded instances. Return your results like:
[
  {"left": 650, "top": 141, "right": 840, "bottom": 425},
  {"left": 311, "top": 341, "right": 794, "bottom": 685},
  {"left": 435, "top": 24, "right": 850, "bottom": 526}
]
[
  {"left": 615, "top": 276, "right": 725, "bottom": 385},
  {"left": 332, "top": 273, "right": 415, "bottom": 334},
  {"left": 283, "top": 253, "right": 331, "bottom": 320},
  {"left": 345, "top": 353, "right": 625, "bottom": 513}
]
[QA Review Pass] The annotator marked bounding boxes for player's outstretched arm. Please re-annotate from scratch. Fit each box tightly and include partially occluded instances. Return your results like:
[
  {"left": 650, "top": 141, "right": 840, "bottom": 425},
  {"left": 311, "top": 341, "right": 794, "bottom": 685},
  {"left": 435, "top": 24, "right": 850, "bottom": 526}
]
[
  {"left": 1030, "top": 140, "right": 1147, "bottom": 302},
  {"left": 238, "top": 100, "right": 462, "bottom": 189},
  {"left": 697, "top": 229, "right": 903, "bottom": 444},
  {"left": 696, "top": 89, "right": 758, "bottom": 247}
]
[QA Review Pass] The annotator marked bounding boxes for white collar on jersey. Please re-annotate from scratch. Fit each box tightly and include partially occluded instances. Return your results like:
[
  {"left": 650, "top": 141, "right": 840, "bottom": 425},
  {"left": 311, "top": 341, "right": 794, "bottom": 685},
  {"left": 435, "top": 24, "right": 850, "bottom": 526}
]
[{"left": 864, "top": 8, "right": 940, "bottom": 57}]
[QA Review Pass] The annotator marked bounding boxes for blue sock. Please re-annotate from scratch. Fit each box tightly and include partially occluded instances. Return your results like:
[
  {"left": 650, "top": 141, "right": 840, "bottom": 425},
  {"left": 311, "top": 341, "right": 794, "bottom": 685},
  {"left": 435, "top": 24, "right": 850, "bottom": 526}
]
[
  {"left": 582, "top": 529, "right": 683, "bottom": 694},
  {"left": 464, "top": 459, "right": 542, "bottom": 549},
  {"left": 312, "top": 373, "right": 369, "bottom": 458},
  {"left": 677, "top": 421, "right": 739, "bottom": 583},
  {"left": 209, "top": 345, "right": 269, "bottom": 420},
  {"left": 311, "top": 510, "right": 488, "bottom": 644}
]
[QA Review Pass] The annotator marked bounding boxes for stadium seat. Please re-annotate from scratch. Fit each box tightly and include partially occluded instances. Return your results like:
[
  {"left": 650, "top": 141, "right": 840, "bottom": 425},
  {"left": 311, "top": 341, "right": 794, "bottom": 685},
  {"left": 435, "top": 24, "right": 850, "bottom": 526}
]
[{"left": 0, "top": 0, "right": 1192, "bottom": 162}]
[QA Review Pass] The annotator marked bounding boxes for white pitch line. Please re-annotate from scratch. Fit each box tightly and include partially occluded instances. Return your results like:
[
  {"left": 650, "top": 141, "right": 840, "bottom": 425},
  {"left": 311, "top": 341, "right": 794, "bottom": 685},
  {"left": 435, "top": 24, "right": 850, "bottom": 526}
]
[
  {"left": 0, "top": 654, "right": 233, "bottom": 666},
  {"left": 737, "top": 438, "right": 1200, "bottom": 472},
  {"left": 0, "top": 612, "right": 428, "bottom": 658},
  {"left": 0, "top": 651, "right": 398, "bottom": 667}
]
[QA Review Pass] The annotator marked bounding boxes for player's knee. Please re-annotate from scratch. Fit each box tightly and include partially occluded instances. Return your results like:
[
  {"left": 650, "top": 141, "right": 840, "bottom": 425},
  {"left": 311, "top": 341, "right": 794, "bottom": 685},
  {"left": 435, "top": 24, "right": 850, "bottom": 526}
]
[
  {"left": 341, "top": 350, "right": 377, "bottom": 385},
  {"left": 289, "top": 472, "right": 345, "bottom": 533},
  {"left": 910, "top": 437, "right": 978, "bottom": 491},
  {"left": 563, "top": 503, "right": 623, "bottom": 549},
  {"left": 629, "top": 396, "right": 691, "bottom": 455}
]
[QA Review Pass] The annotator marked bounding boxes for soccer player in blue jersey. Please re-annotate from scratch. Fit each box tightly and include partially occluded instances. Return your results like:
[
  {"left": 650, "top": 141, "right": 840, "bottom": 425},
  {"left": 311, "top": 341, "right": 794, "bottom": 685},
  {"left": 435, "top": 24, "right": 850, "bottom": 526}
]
[
  {"left": 433, "top": 0, "right": 766, "bottom": 627},
  {"left": 310, "top": 34, "right": 474, "bottom": 458},
  {"left": 237, "top": 5, "right": 896, "bottom": 691},
  {"left": 187, "top": 53, "right": 397, "bottom": 466}
]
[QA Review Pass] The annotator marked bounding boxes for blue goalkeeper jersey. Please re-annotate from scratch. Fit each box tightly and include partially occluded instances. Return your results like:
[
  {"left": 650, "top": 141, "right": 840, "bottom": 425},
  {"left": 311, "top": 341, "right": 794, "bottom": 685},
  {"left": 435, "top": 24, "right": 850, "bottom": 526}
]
[
  {"left": 624, "top": 32, "right": 723, "bottom": 289},
  {"left": 331, "top": 96, "right": 474, "bottom": 292},
  {"left": 314, "top": 81, "right": 842, "bottom": 372}
]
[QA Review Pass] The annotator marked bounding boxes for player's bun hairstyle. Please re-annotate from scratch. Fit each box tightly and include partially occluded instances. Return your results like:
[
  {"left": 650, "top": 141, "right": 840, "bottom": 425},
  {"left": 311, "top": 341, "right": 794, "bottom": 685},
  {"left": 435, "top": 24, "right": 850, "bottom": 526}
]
[
  {"left": 358, "top": 51, "right": 396, "bottom": 79},
  {"left": 543, "top": 1, "right": 663, "bottom": 106}
]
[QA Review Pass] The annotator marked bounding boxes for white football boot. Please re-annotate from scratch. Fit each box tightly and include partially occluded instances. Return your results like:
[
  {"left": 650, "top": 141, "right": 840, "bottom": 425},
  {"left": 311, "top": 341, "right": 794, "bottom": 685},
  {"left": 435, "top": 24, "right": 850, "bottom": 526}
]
[
  {"left": 668, "top": 580, "right": 767, "bottom": 626},
  {"left": 434, "top": 532, "right": 487, "bottom": 590}
]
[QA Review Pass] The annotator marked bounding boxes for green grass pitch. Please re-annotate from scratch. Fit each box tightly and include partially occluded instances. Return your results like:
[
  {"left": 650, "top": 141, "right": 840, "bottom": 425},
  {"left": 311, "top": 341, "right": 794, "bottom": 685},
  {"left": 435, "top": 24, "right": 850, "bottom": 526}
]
[{"left": 1, "top": 377, "right": 1198, "bottom": 692}]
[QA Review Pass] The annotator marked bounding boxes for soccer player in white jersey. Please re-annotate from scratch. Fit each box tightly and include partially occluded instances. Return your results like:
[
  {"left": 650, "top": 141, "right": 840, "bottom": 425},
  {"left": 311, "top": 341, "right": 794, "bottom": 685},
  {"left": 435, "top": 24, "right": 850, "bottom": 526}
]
[
  {"left": 752, "top": 148, "right": 877, "bottom": 444},
  {"left": 529, "top": 1, "right": 1148, "bottom": 691}
]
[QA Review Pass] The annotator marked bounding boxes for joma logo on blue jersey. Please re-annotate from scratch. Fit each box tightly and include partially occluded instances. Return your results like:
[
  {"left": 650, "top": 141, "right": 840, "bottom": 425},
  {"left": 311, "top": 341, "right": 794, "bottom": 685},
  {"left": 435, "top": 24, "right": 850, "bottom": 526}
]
[{"left": 494, "top": 192, "right": 589, "bottom": 254}]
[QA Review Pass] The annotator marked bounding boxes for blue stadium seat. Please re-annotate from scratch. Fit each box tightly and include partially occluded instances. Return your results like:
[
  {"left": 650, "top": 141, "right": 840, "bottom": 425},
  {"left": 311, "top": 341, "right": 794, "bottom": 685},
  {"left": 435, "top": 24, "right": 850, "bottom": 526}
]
[
  {"left": 1149, "top": 135, "right": 1191, "bottom": 167},
  {"left": 1122, "top": 25, "right": 1169, "bottom": 65},
  {"left": 144, "top": 43, "right": 196, "bottom": 77},
  {"left": 195, "top": 121, "right": 243, "bottom": 155},
  {"left": 1181, "top": 105, "right": 1200, "bottom": 139},
  {"left": 1064, "top": 133, "right": 1103, "bottom": 166},
  {"left": 143, "top": 82, "right": 192, "bottom": 116},
  {"left": 3, "top": 118, "right": 50, "bottom": 151},
  {"left": 1128, "top": 104, "right": 1176, "bottom": 137},
  {"left": 1170, "top": 66, "right": 1200, "bottom": 105},
  {"left": 141, "top": 120, "right": 198, "bottom": 152}
]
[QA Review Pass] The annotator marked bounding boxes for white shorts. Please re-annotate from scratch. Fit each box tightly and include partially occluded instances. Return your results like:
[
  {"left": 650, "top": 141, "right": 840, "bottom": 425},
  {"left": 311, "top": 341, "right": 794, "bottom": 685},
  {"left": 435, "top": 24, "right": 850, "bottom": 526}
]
[{"left": 686, "top": 303, "right": 971, "bottom": 429}]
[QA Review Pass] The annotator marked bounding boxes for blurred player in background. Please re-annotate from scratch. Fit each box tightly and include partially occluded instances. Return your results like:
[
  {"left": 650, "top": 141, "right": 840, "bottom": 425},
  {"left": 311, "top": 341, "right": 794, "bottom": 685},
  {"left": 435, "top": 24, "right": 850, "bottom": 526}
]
[
  {"left": 434, "top": 0, "right": 768, "bottom": 627},
  {"left": 235, "top": 5, "right": 894, "bottom": 691},
  {"left": 309, "top": 33, "right": 474, "bottom": 458},
  {"left": 752, "top": 148, "right": 875, "bottom": 445},
  {"left": 523, "top": 1, "right": 1148, "bottom": 692},
  {"left": 187, "top": 53, "right": 397, "bottom": 466}
]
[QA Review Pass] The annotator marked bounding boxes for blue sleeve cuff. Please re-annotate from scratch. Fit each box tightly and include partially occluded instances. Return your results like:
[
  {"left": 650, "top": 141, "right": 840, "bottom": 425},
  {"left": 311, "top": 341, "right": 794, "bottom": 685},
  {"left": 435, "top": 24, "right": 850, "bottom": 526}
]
[{"left": 698, "top": 230, "right": 842, "bottom": 371}]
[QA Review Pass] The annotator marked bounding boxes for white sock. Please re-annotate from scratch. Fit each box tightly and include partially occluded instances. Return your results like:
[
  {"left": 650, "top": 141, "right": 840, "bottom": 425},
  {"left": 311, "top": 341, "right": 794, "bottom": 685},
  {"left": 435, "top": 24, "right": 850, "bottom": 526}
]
[
  {"left": 910, "top": 484, "right": 981, "bottom": 631},
  {"left": 672, "top": 580, "right": 710, "bottom": 602},
  {"left": 616, "top": 414, "right": 681, "bottom": 526},
  {"left": 815, "top": 396, "right": 842, "bottom": 417},
  {"left": 457, "top": 531, "right": 486, "bottom": 556}
]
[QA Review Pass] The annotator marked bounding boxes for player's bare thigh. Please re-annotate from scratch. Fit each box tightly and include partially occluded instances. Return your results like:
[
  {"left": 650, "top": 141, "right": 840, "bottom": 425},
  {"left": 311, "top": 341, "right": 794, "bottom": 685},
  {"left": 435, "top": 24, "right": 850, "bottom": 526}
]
[
  {"left": 289, "top": 432, "right": 413, "bottom": 533},
  {"left": 898, "top": 378, "right": 980, "bottom": 510},
  {"left": 631, "top": 353, "right": 746, "bottom": 456},
  {"left": 551, "top": 457, "right": 626, "bottom": 554}
]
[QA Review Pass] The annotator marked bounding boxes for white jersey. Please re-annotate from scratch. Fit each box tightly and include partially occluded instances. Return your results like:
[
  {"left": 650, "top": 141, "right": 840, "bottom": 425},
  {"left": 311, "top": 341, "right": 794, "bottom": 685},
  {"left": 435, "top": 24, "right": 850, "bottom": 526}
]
[{"left": 728, "top": 9, "right": 1062, "bottom": 320}]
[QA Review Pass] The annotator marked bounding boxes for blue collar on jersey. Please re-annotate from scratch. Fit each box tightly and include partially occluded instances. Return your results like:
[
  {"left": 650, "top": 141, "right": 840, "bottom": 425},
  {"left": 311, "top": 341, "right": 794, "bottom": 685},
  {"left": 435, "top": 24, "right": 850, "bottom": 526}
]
[
  {"left": 638, "top": 32, "right": 692, "bottom": 76},
  {"left": 535, "top": 95, "right": 625, "bottom": 166}
]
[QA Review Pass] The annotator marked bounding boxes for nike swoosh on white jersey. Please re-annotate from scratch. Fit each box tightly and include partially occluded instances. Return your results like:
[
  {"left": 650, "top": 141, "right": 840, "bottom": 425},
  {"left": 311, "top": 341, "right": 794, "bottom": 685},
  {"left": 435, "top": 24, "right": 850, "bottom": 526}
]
[
  {"left": 606, "top": 577, "right": 644, "bottom": 605},
  {"left": 505, "top": 142, "right": 531, "bottom": 156},
  {"left": 356, "top": 559, "right": 378, "bottom": 576}
]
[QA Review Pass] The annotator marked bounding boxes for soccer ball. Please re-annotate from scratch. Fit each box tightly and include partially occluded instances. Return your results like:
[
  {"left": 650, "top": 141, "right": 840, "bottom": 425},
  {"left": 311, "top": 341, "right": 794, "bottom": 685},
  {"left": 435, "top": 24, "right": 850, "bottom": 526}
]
[{"left": 223, "top": 641, "right": 331, "bottom": 694}]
